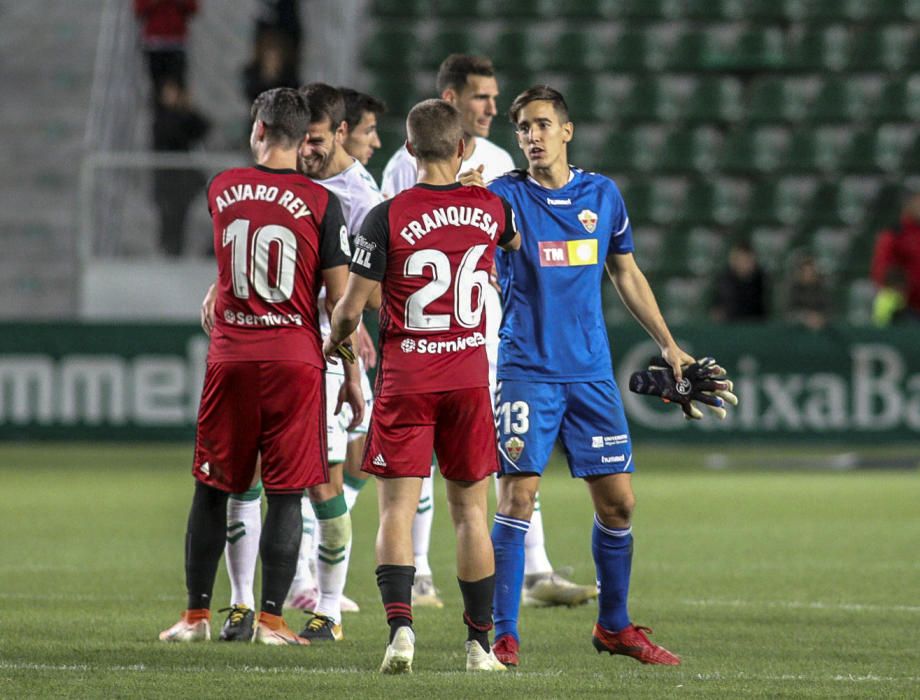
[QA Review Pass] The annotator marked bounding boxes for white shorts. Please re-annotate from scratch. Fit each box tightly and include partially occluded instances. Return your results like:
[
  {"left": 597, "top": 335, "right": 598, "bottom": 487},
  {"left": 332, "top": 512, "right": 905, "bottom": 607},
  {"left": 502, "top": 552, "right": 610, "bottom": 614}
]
[{"left": 325, "top": 362, "right": 374, "bottom": 462}]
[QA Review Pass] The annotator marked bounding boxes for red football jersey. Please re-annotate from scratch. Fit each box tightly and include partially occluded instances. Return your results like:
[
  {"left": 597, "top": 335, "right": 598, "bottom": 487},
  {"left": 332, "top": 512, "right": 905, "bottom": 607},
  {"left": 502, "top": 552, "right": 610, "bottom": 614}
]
[
  {"left": 206, "top": 165, "right": 349, "bottom": 365},
  {"left": 352, "top": 183, "right": 516, "bottom": 396}
]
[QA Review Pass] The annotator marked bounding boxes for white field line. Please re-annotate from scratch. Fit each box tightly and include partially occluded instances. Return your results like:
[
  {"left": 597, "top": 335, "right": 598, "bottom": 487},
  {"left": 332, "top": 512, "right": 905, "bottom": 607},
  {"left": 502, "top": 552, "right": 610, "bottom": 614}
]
[
  {"left": 0, "top": 662, "right": 916, "bottom": 684},
  {"left": 681, "top": 598, "right": 920, "bottom": 614}
]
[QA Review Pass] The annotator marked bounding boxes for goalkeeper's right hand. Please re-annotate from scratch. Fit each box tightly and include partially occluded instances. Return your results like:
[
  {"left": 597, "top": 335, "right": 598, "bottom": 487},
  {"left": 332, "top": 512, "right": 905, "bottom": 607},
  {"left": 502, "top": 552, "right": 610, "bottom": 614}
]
[{"left": 629, "top": 356, "right": 738, "bottom": 420}]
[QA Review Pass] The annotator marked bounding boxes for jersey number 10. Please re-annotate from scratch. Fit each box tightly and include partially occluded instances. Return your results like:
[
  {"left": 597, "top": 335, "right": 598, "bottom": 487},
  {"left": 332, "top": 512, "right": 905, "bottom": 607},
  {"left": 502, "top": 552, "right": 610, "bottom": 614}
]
[
  {"left": 223, "top": 218, "right": 297, "bottom": 303},
  {"left": 404, "top": 245, "right": 489, "bottom": 332}
]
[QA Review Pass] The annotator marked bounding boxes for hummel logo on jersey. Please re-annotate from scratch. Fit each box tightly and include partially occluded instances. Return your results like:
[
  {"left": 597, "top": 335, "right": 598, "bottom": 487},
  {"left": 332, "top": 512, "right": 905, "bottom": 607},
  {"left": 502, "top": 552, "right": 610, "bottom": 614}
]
[
  {"left": 547, "top": 197, "right": 571, "bottom": 206},
  {"left": 372, "top": 454, "right": 387, "bottom": 468}
]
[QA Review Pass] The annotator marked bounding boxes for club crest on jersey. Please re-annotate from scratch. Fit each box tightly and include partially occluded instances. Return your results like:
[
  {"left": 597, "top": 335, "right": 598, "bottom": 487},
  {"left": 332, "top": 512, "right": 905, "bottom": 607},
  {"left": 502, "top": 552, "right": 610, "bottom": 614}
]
[
  {"left": 504, "top": 437, "right": 525, "bottom": 461},
  {"left": 577, "top": 209, "right": 598, "bottom": 233}
]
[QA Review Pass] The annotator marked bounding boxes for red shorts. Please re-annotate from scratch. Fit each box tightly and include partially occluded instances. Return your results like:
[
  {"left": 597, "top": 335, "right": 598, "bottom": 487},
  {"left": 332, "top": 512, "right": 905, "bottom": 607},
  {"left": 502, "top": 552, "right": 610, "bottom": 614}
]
[
  {"left": 362, "top": 387, "right": 498, "bottom": 481},
  {"left": 193, "top": 361, "right": 327, "bottom": 493}
]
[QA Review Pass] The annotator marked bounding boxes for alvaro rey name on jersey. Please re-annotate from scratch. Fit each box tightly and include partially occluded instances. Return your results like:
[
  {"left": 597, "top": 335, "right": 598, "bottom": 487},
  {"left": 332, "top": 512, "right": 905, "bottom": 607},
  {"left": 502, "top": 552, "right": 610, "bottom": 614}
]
[{"left": 213, "top": 183, "right": 312, "bottom": 220}]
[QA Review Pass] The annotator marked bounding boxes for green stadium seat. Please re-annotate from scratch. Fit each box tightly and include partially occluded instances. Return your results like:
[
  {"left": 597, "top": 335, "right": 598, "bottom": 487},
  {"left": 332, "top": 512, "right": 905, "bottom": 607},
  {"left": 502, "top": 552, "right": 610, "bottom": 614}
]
[
  {"left": 631, "top": 226, "right": 666, "bottom": 273},
  {"left": 683, "top": 77, "right": 744, "bottom": 123},
  {"left": 364, "top": 28, "right": 418, "bottom": 69},
  {"left": 745, "top": 177, "right": 815, "bottom": 227},
  {"left": 782, "top": 127, "right": 845, "bottom": 173},
  {"left": 617, "top": 78, "right": 683, "bottom": 123},
  {"left": 750, "top": 227, "right": 795, "bottom": 274},
  {"left": 847, "top": 26, "right": 913, "bottom": 72},
  {"left": 809, "top": 227, "right": 853, "bottom": 275},
  {"left": 658, "top": 128, "right": 722, "bottom": 174},
  {"left": 683, "top": 0, "right": 738, "bottom": 19},
  {"left": 604, "top": 29, "right": 654, "bottom": 72},
  {"left": 561, "top": 77, "right": 611, "bottom": 122},
  {"left": 720, "top": 127, "right": 789, "bottom": 174},
  {"left": 543, "top": 29, "right": 606, "bottom": 72},
  {"left": 872, "top": 77, "right": 920, "bottom": 122},
  {"left": 597, "top": 127, "right": 663, "bottom": 173},
  {"left": 661, "top": 277, "right": 709, "bottom": 324},
  {"left": 479, "top": 0, "right": 543, "bottom": 19},
  {"left": 713, "top": 28, "right": 786, "bottom": 72},
  {"left": 682, "top": 178, "right": 746, "bottom": 226},
  {"left": 743, "top": 0, "right": 804, "bottom": 21},
  {"left": 607, "top": 0, "right": 681, "bottom": 20},
  {"left": 665, "top": 30, "right": 720, "bottom": 71},
  {"left": 541, "top": 0, "right": 610, "bottom": 19},
  {"left": 801, "top": 0, "right": 865, "bottom": 20},
  {"left": 840, "top": 128, "right": 914, "bottom": 173},
  {"left": 367, "top": 77, "right": 421, "bottom": 116},
  {"left": 422, "top": 30, "right": 484, "bottom": 70},
  {"left": 863, "top": 0, "right": 920, "bottom": 20},
  {"left": 489, "top": 30, "right": 544, "bottom": 75},
  {"left": 619, "top": 178, "right": 685, "bottom": 226},
  {"left": 807, "top": 78, "right": 870, "bottom": 123},
  {"left": 746, "top": 78, "right": 812, "bottom": 123},
  {"left": 372, "top": 0, "right": 427, "bottom": 19},
  {"left": 799, "top": 183, "right": 845, "bottom": 228},
  {"left": 846, "top": 279, "right": 876, "bottom": 326},
  {"left": 786, "top": 26, "right": 849, "bottom": 72},
  {"left": 685, "top": 227, "right": 729, "bottom": 276},
  {"left": 435, "top": 0, "right": 485, "bottom": 17}
]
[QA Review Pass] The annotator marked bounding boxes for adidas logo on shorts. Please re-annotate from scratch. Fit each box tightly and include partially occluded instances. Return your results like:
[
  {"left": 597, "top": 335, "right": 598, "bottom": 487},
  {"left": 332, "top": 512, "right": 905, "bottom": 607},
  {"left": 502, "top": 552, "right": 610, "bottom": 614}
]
[{"left": 372, "top": 454, "right": 387, "bottom": 468}]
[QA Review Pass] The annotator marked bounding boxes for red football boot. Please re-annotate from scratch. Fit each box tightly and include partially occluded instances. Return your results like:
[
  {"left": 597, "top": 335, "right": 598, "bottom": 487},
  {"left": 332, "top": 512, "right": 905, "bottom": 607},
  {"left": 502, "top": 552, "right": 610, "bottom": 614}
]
[
  {"left": 492, "top": 634, "right": 519, "bottom": 667},
  {"left": 592, "top": 623, "right": 681, "bottom": 665}
]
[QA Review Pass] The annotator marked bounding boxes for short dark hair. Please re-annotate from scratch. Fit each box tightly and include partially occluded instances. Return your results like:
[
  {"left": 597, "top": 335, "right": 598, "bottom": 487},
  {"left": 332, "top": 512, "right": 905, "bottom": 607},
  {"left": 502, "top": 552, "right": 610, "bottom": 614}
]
[
  {"left": 339, "top": 87, "right": 386, "bottom": 130},
  {"left": 508, "top": 85, "right": 570, "bottom": 125},
  {"left": 299, "top": 82, "right": 346, "bottom": 129},
  {"left": 407, "top": 99, "right": 463, "bottom": 162},
  {"left": 250, "top": 87, "right": 310, "bottom": 147},
  {"left": 436, "top": 54, "right": 495, "bottom": 95}
]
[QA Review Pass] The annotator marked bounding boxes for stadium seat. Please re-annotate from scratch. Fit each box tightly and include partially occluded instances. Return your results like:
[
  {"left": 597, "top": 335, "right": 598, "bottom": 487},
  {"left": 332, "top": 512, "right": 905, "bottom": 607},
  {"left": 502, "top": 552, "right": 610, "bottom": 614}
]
[
  {"left": 799, "top": 183, "right": 845, "bottom": 228},
  {"left": 746, "top": 78, "right": 813, "bottom": 123},
  {"left": 617, "top": 78, "right": 683, "bottom": 123},
  {"left": 619, "top": 178, "right": 684, "bottom": 226},
  {"left": 604, "top": 29, "right": 653, "bottom": 72},
  {"left": 479, "top": 0, "right": 543, "bottom": 19},
  {"left": 657, "top": 128, "right": 722, "bottom": 174},
  {"left": 808, "top": 78, "right": 874, "bottom": 123},
  {"left": 801, "top": 0, "right": 865, "bottom": 21},
  {"left": 364, "top": 28, "right": 418, "bottom": 69},
  {"left": 682, "top": 178, "right": 746, "bottom": 226},
  {"left": 489, "top": 30, "right": 545, "bottom": 75},
  {"left": 661, "top": 276, "right": 709, "bottom": 324},
  {"left": 543, "top": 0, "right": 611, "bottom": 19},
  {"left": 435, "top": 0, "right": 485, "bottom": 18},
  {"left": 847, "top": 26, "right": 913, "bottom": 72},
  {"left": 715, "top": 28, "right": 786, "bottom": 72},
  {"left": 597, "top": 126, "right": 664, "bottom": 173},
  {"left": 607, "top": 0, "right": 681, "bottom": 20},
  {"left": 781, "top": 127, "right": 846, "bottom": 173},
  {"left": 809, "top": 227, "right": 853, "bottom": 274},
  {"left": 685, "top": 227, "right": 729, "bottom": 276},
  {"left": 367, "top": 77, "right": 422, "bottom": 117},
  {"left": 631, "top": 226, "right": 666, "bottom": 273},
  {"left": 743, "top": 0, "right": 803, "bottom": 21},
  {"left": 786, "top": 25, "right": 849, "bottom": 72},
  {"left": 422, "top": 30, "right": 483, "bottom": 70},
  {"left": 750, "top": 227, "right": 795, "bottom": 273},
  {"left": 560, "top": 77, "right": 610, "bottom": 123},
  {"left": 872, "top": 77, "right": 920, "bottom": 122},
  {"left": 840, "top": 127, "right": 915, "bottom": 173},
  {"left": 372, "top": 0, "right": 426, "bottom": 19},
  {"left": 665, "top": 30, "right": 720, "bottom": 71},
  {"left": 543, "top": 29, "right": 606, "bottom": 72},
  {"left": 683, "top": 77, "right": 744, "bottom": 123},
  {"left": 720, "top": 127, "right": 789, "bottom": 174},
  {"left": 846, "top": 279, "right": 876, "bottom": 326},
  {"left": 683, "top": 0, "right": 739, "bottom": 19},
  {"left": 745, "top": 177, "right": 816, "bottom": 227}
]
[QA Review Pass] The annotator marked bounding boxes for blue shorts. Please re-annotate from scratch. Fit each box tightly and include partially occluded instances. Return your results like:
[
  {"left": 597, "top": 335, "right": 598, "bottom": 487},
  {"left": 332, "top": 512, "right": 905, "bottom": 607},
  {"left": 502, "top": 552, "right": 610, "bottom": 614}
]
[{"left": 494, "top": 379, "right": 634, "bottom": 478}]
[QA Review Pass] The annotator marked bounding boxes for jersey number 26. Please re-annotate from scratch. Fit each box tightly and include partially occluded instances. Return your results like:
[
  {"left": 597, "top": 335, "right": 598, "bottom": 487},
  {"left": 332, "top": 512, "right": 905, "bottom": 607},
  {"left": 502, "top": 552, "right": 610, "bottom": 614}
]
[{"left": 404, "top": 245, "right": 489, "bottom": 332}]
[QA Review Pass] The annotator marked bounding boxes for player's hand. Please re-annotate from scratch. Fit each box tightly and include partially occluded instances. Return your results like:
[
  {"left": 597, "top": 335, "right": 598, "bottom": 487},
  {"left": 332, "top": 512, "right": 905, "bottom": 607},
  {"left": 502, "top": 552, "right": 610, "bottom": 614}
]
[
  {"left": 200, "top": 283, "right": 217, "bottom": 336},
  {"left": 337, "top": 379, "right": 365, "bottom": 432},
  {"left": 660, "top": 344, "right": 695, "bottom": 382},
  {"left": 629, "top": 355, "right": 739, "bottom": 420},
  {"left": 459, "top": 164, "right": 486, "bottom": 188},
  {"left": 323, "top": 336, "right": 356, "bottom": 365},
  {"left": 489, "top": 260, "right": 501, "bottom": 293},
  {"left": 355, "top": 323, "right": 377, "bottom": 369}
]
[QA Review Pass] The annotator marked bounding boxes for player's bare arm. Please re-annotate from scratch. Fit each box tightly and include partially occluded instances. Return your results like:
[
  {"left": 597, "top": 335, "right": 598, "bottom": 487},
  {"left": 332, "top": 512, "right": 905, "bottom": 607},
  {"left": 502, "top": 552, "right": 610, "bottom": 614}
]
[
  {"left": 323, "top": 264, "right": 365, "bottom": 430},
  {"left": 605, "top": 251, "right": 693, "bottom": 380},
  {"left": 200, "top": 281, "right": 217, "bottom": 336}
]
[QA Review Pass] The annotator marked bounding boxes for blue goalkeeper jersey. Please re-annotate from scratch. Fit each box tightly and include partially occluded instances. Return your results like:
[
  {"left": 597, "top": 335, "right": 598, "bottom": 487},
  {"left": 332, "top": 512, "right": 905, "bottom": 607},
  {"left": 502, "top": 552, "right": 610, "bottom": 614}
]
[{"left": 489, "top": 167, "right": 634, "bottom": 382}]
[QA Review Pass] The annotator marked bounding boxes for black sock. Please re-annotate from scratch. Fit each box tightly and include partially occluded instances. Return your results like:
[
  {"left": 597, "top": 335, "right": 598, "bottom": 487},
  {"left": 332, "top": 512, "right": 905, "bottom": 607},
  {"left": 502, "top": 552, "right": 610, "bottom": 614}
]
[
  {"left": 376, "top": 564, "right": 415, "bottom": 642},
  {"left": 184, "top": 481, "right": 230, "bottom": 610},
  {"left": 259, "top": 491, "right": 302, "bottom": 616},
  {"left": 459, "top": 574, "right": 495, "bottom": 653}
]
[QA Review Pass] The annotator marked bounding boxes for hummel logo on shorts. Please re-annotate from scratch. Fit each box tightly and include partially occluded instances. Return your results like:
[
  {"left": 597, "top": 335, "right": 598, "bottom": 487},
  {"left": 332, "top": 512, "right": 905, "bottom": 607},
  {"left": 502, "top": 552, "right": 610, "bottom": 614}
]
[{"left": 372, "top": 454, "right": 387, "bottom": 468}]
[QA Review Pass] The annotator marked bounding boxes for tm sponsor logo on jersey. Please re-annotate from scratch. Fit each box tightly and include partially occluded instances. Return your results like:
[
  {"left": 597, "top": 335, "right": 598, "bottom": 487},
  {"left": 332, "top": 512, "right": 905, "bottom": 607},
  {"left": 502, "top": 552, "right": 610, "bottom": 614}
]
[
  {"left": 224, "top": 309, "right": 304, "bottom": 327},
  {"left": 591, "top": 434, "right": 629, "bottom": 448},
  {"left": 538, "top": 239, "right": 598, "bottom": 267},
  {"left": 400, "top": 332, "right": 486, "bottom": 354},
  {"left": 399, "top": 206, "right": 499, "bottom": 245}
]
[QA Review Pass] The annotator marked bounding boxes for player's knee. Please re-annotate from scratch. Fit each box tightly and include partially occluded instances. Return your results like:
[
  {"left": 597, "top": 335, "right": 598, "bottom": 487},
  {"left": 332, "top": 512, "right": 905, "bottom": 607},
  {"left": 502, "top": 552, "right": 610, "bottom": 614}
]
[
  {"left": 597, "top": 493, "right": 635, "bottom": 527},
  {"left": 500, "top": 487, "right": 537, "bottom": 520}
]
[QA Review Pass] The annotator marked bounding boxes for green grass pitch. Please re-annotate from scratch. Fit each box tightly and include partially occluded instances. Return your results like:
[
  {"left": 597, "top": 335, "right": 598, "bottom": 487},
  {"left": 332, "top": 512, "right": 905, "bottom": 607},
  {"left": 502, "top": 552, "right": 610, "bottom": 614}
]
[{"left": 1, "top": 443, "right": 918, "bottom": 698}]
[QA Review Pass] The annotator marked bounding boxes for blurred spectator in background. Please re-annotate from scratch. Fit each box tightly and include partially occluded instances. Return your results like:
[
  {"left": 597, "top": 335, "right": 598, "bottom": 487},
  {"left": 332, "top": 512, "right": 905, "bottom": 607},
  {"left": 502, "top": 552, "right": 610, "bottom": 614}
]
[
  {"left": 153, "top": 80, "right": 210, "bottom": 256},
  {"left": 340, "top": 88, "right": 386, "bottom": 166},
  {"left": 242, "top": 31, "right": 300, "bottom": 104},
  {"left": 870, "top": 191, "right": 920, "bottom": 323},
  {"left": 784, "top": 253, "right": 830, "bottom": 330},
  {"left": 253, "top": 0, "right": 302, "bottom": 65},
  {"left": 711, "top": 241, "right": 769, "bottom": 322},
  {"left": 134, "top": 0, "right": 198, "bottom": 96}
]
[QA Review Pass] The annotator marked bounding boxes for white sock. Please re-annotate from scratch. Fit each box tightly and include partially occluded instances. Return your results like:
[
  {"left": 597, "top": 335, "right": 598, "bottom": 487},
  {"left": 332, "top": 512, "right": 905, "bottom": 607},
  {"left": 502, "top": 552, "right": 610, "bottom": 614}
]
[
  {"left": 412, "top": 465, "right": 436, "bottom": 578},
  {"left": 289, "top": 495, "right": 317, "bottom": 595},
  {"left": 524, "top": 491, "right": 553, "bottom": 575},
  {"left": 225, "top": 493, "right": 261, "bottom": 608},
  {"left": 343, "top": 482, "right": 361, "bottom": 512},
  {"left": 314, "top": 496, "right": 351, "bottom": 623}
]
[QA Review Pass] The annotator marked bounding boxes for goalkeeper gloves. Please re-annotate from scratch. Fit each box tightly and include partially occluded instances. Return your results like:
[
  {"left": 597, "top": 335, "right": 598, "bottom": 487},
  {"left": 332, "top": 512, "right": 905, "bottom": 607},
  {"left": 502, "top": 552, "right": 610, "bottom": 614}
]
[{"left": 628, "top": 356, "right": 739, "bottom": 420}]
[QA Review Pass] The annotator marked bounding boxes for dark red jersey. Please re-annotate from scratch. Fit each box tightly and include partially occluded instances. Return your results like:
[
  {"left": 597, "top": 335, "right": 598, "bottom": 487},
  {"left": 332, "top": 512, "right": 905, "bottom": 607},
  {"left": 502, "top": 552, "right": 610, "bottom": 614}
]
[
  {"left": 206, "top": 165, "right": 349, "bottom": 365},
  {"left": 352, "top": 183, "right": 516, "bottom": 396}
]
